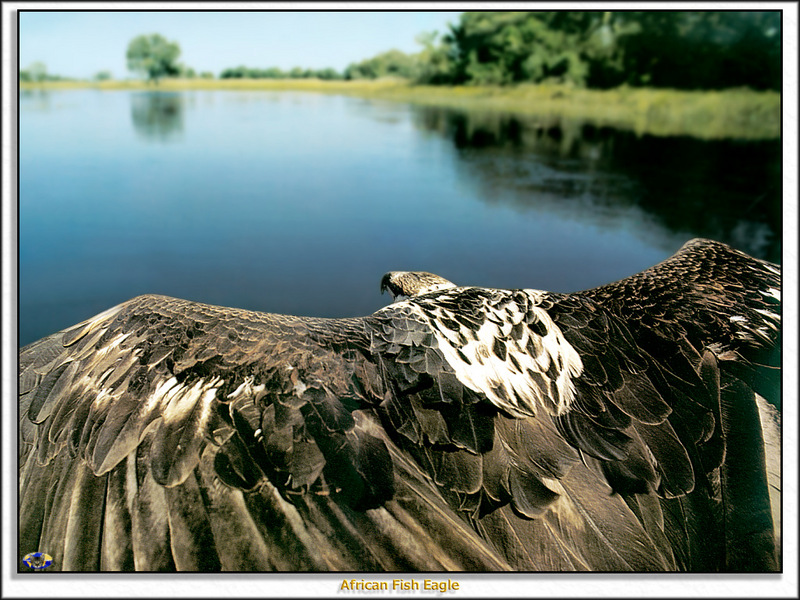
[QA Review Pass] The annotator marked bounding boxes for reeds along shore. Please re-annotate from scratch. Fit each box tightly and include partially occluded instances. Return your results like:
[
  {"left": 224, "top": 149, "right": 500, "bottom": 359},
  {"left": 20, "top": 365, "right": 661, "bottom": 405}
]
[{"left": 20, "top": 78, "right": 781, "bottom": 141}]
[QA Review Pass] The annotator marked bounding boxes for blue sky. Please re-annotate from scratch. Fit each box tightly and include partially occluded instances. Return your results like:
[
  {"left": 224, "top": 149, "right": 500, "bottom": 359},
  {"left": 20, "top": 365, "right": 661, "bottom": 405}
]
[{"left": 19, "top": 10, "right": 463, "bottom": 79}]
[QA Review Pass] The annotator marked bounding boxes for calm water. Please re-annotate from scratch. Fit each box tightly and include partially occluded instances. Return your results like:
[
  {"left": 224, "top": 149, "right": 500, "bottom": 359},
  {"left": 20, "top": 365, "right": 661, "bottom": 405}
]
[{"left": 19, "top": 89, "right": 781, "bottom": 346}]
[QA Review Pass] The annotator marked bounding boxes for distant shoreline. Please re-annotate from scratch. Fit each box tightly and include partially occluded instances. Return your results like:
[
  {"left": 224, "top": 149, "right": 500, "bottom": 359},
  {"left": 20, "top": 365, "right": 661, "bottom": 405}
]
[{"left": 20, "top": 78, "right": 780, "bottom": 141}]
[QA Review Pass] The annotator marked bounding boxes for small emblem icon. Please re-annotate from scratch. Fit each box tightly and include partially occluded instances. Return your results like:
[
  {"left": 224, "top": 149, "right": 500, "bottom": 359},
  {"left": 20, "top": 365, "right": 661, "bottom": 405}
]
[{"left": 23, "top": 552, "right": 53, "bottom": 570}]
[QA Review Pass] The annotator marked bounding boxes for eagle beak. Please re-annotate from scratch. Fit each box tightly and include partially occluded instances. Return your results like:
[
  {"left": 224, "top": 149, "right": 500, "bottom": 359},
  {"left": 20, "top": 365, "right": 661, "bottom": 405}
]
[{"left": 380, "top": 273, "right": 397, "bottom": 300}]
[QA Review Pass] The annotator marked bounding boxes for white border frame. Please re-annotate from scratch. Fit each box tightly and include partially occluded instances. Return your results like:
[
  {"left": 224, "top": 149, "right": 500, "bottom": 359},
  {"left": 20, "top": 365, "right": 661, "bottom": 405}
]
[{"left": 3, "top": 3, "right": 797, "bottom": 598}]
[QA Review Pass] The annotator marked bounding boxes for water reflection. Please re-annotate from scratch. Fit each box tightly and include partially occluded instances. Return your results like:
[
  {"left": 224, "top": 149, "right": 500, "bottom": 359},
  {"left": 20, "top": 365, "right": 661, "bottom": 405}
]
[
  {"left": 409, "top": 107, "right": 781, "bottom": 262},
  {"left": 130, "top": 92, "right": 185, "bottom": 142},
  {"left": 19, "top": 89, "right": 53, "bottom": 112}
]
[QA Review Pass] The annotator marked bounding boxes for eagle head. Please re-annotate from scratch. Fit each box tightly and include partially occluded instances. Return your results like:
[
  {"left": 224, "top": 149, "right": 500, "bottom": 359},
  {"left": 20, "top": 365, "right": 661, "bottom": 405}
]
[{"left": 380, "top": 271, "right": 457, "bottom": 301}]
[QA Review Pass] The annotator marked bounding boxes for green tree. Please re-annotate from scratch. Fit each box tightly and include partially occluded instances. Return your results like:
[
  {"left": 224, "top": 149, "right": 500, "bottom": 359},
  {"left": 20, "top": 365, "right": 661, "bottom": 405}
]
[
  {"left": 218, "top": 65, "right": 342, "bottom": 80},
  {"left": 126, "top": 34, "right": 181, "bottom": 83},
  {"left": 220, "top": 65, "right": 247, "bottom": 79},
  {"left": 344, "top": 49, "right": 418, "bottom": 80},
  {"left": 315, "top": 67, "right": 342, "bottom": 80},
  {"left": 94, "top": 70, "right": 113, "bottom": 81},
  {"left": 264, "top": 67, "right": 286, "bottom": 78},
  {"left": 27, "top": 61, "right": 48, "bottom": 82},
  {"left": 444, "top": 12, "right": 600, "bottom": 86},
  {"left": 609, "top": 11, "right": 780, "bottom": 90},
  {"left": 438, "top": 11, "right": 781, "bottom": 90},
  {"left": 413, "top": 31, "right": 454, "bottom": 84}
]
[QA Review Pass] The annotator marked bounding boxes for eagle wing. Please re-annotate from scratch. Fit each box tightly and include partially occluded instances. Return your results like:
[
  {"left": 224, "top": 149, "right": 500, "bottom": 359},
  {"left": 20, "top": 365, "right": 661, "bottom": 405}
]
[{"left": 18, "top": 239, "right": 781, "bottom": 572}]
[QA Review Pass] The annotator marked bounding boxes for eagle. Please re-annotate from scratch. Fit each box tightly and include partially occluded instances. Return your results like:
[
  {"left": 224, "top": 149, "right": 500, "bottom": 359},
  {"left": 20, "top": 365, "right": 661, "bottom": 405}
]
[{"left": 18, "top": 238, "right": 781, "bottom": 572}]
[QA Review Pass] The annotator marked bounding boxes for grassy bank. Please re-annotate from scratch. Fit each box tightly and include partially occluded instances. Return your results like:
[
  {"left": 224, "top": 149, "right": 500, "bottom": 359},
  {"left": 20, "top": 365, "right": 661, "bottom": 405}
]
[{"left": 21, "top": 78, "right": 780, "bottom": 140}]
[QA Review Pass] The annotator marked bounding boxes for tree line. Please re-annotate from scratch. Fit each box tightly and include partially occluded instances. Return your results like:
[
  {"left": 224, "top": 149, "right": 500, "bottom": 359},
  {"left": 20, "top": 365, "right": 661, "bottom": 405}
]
[
  {"left": 19, "top": 61, "right": 70, "bottom": 82},
  {"left": 23, "top": 12, "right": 781, "bottom": 90},
  {"left": 218, "top": 11, "right": 780, "bottom": 90},
  {"left": 219, "top": 66, "right": 343, "bottom": 80},
  {"left": 347, "top": 11, "right": 780, "bottom": 90}
]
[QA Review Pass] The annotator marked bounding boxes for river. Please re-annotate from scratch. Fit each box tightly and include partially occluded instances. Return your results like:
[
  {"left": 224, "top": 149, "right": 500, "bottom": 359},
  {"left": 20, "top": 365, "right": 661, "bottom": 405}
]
[{"left": 18, "top": 89, "right": 781, "bottom": 345}]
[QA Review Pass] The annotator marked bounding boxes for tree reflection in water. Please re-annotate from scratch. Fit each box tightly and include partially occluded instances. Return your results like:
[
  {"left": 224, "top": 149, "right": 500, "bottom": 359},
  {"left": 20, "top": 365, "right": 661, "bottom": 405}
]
[
  {"left": 19, "top": 89, "right": 53, "bottom": 112},
  {"left": 410, "top": 107, "right": 781, "bottom": 263},
  {"left": 130, "top": 92, "right": 185, "bottom": 142}
]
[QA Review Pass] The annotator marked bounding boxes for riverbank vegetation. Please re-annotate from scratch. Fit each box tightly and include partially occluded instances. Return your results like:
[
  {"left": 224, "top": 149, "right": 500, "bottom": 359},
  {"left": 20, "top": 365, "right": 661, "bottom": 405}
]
[
  {"left": 406, "top": 11, "right": 780, "bottom": 90},
  {"left": 20, "top": 11, "right": 781, "bottom": 140},
  {"left": 212, "top": 11, "right": 779, "bottom": 92},
  {"left": 19, "top": 78, "right": 780, "bottom": 141}
]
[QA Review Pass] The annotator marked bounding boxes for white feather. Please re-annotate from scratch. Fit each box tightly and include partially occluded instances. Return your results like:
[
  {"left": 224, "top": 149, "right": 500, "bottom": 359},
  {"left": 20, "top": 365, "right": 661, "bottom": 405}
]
[{"left": 410, "top": 288, "right": 582, "bottom": 417}]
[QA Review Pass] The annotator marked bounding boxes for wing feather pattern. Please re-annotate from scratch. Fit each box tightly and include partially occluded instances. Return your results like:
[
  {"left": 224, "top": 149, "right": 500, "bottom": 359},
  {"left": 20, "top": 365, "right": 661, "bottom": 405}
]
[{"left": 18, "top": 238, "right": 780, "bottom": 571}]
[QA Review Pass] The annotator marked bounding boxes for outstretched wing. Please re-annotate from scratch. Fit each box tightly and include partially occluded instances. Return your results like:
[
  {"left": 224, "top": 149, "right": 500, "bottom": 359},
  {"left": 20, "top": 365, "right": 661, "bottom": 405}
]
[
  {"left": 19, "top": 293, "right": 525, "bottom": 571},
  {"left": 18, "top": 239, "right": 780, "bottom": 572},
  {"left": 577, "top": 238, "right": 782, "bottom": 570},
  {"left": 585, "top": 238, "right": 780, "bottom": 383}
]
